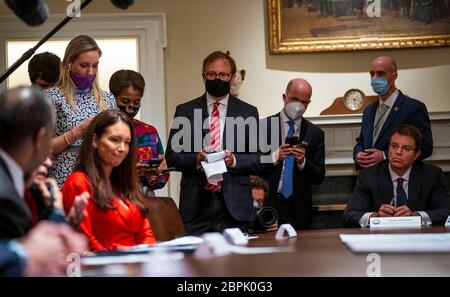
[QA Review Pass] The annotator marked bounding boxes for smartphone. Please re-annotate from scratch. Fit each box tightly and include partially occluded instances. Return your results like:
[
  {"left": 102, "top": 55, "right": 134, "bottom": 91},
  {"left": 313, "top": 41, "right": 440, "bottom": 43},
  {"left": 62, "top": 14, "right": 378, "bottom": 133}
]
[
  {"left": 147, "top": 158, "right": 163, "bottom": 168},
  {"left": 158, "top": 167, "right": 176, "bottom": 174},
  {"left": 285, "top": 136, "right": 299, "bottom": 146},
  {"left": 28, "top": 182, "right": 54, "bottom": 220}
]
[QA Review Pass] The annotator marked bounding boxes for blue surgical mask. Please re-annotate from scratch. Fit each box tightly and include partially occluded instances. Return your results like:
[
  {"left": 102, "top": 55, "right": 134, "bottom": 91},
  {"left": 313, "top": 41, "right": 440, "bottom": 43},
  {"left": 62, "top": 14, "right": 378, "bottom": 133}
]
[{"left": 371, "top": 77, "right": 390, "bottom": 95}]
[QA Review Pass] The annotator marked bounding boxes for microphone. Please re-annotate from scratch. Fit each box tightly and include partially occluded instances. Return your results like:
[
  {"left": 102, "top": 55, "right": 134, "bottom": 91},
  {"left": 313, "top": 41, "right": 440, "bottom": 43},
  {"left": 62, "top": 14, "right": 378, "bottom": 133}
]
[
  {"left": 110, "top": 0, "right": 135, "bottom": 9},
  {"left": 4, "top": 0, "right": 49, "bottom": 27}
]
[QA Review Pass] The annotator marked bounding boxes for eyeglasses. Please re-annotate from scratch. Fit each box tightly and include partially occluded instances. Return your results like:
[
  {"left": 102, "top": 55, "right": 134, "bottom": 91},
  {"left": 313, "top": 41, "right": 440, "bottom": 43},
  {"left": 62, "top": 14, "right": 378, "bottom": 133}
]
[
  {"left": 204, "top": 72, "right": 232, "bottom": 81},
  {"left": 389, "top": 143, "right": 416, "bottom": 153}
]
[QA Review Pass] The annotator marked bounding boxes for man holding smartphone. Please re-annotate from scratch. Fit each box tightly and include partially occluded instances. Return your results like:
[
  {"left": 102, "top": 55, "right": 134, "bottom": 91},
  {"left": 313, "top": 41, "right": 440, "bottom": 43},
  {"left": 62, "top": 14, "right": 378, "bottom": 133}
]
[{"left": 261, "top": 78, "right": 325, "bottom": 230}]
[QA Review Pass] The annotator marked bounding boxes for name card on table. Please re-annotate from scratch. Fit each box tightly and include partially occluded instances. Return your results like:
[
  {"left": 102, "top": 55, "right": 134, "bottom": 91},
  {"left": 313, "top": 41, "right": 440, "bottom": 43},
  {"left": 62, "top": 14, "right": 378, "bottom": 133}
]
[
  {"left": 223, "top": 228, "right": 248, "bottom": 245},
  {"left": 445, "top": 215, "right": 450, "bottom": 228},
  {"left": 370, "top": 216, "right": 421, "bottom": 229},
  {"left": 275, "top": 223, "right": 297, "bottom": 240}
]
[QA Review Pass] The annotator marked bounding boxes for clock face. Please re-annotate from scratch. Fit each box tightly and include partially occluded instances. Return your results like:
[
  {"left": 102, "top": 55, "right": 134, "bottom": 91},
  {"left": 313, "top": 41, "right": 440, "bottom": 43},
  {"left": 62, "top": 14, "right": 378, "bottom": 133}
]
[{"left": 343, "top": 89, "right": 365, "bottom": 111}]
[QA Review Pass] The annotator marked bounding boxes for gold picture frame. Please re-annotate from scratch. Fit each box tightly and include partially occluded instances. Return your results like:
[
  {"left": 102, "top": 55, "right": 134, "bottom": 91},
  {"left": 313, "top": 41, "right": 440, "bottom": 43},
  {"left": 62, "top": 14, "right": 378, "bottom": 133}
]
[{"left": 268, "top": 0, "right": 450, "bottom": 53}]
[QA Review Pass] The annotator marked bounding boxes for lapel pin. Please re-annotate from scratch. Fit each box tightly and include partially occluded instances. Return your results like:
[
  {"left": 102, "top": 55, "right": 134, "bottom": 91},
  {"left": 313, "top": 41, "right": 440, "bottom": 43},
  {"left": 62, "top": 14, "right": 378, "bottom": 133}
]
[{"left": 394, "top": 107, "right": 400, "bottom": 112}]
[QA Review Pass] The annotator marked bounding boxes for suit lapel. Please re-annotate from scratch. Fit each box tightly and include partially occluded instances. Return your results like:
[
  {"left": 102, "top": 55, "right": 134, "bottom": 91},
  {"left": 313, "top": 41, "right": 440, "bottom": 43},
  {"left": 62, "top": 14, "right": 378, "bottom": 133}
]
[
  {"left": 375, "top": 92, "right": 404, "bottom": 146},
  {"left": 223, "top": 96, "right": 240, "bottom": 149},
  {"left": 377, "top": 162, "right": 394, "bottom": 205},
  {"left": 198, "top": 95, "right": 209, "bottom": 144},
  {"left": 407, "top": 162, "right": 421, "bottom": 209},
  {"left": 367, "top": 102, "right": 378, "bottom": 147}
]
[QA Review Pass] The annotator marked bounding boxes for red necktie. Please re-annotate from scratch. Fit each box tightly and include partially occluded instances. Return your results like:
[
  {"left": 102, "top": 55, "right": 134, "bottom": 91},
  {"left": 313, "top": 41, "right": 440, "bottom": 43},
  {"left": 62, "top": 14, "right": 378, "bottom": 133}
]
[{"left": 206, "top": 101, "right": 221, "bottom": 192}]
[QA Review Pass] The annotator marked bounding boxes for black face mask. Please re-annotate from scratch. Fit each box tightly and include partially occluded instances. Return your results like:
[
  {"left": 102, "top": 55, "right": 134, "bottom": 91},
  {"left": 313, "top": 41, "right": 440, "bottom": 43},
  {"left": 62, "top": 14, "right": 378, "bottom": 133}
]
[
  {"left": 118, "top": 104, "right": 140, "bottom": 118},
  {"left": 205, "top": 79, "right": 231, "bottom": 98}
]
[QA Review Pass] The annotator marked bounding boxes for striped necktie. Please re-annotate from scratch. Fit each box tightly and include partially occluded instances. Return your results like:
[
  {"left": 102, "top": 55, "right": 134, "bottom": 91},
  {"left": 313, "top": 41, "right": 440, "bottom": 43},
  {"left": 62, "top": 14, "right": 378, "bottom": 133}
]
[
  {"left": 280, "top": 121, "right": 295, "bottom": 199},
  {"left": 206, "top": 101, "right": 221, "bottom": 192}
]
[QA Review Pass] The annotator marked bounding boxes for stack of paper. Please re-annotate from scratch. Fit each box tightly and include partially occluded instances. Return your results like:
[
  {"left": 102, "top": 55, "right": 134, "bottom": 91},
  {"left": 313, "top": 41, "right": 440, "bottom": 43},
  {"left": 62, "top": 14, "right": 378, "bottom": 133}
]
[{"left": 340, "top": 233, "right": 450, "bottom": 253}]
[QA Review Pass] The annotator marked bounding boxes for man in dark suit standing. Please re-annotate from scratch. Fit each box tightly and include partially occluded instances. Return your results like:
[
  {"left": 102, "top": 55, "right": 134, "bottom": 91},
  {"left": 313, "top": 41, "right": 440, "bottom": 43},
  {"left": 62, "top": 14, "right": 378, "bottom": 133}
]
[
  {"left": 354, "top": 56, "right": 432, "bottom": 168},
  {"left": 344, "top": 124, "right": 450, "bottom": 227},
  {"left": 261, "top": 79, "right": 325, "bottom": 230},
  {"left": 166, "top": 51, "right": 261, "bottom": 235},
  {"left": 0, "top": 87, "right": 54, "bottom": 238}
]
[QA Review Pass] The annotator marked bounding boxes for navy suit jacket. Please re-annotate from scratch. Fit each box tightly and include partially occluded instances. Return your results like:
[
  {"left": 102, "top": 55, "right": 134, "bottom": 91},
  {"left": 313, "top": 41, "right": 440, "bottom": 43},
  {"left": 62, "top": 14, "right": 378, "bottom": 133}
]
[
  {"left": 353, "top": 90, "right": 432, "bottom": 161},
  {"left": 0, "top": 156, "right": 32, "bottom": 239},
  {"left": 166, "top": 94, "right": 262, "bottom": 222},
  {"left": 260, "top": 114, "right": 325, "bottom": 229},
  {"left": 343, "top": 160, "right": 450, "bottom": 227}
]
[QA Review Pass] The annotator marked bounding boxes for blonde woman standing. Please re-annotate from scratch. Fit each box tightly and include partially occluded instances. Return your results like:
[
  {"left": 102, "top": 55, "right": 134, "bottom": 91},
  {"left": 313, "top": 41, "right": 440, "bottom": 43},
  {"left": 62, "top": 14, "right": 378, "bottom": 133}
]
[{"left": 44, "top": 35, "right": 116, "bottom": 187}]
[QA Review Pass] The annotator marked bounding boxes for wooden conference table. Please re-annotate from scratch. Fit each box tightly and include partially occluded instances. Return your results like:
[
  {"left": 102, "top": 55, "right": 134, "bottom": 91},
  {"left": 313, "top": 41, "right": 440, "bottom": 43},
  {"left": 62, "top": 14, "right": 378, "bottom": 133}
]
[{"left": 83, "top": 227, "right": 450, "bottom": 277}]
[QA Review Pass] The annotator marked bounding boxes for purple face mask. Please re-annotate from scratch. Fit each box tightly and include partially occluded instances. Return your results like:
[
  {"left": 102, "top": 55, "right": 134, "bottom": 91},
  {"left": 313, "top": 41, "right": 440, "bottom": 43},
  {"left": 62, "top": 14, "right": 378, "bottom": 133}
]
[{"left": 70, "top": 72, "right": 96, "bottom": 90}]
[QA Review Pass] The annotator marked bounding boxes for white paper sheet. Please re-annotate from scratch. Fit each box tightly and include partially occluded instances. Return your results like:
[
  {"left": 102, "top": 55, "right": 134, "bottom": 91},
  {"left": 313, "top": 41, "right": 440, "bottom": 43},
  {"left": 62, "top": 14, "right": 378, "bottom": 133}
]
[
  {"left": 340, "top": 233, "right": 450, "bottom": 253},
  {"left": 201, "top": 159, "right": 227, "bottom": 184}
]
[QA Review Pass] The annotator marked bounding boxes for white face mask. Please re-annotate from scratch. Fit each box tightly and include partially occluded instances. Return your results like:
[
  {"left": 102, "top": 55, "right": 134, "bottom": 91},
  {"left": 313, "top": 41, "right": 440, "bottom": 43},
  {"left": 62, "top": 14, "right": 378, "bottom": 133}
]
[
  {"left": 253, "top": 200, "right": 262, "bottom": 209},
  {"left": 284, "top": 101, "right": 306, "bottom": 121}
]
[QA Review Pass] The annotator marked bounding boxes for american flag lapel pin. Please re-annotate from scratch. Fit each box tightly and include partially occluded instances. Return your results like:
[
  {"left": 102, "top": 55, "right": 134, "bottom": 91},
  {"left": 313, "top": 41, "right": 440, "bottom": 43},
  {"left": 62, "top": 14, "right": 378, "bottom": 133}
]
[{"left": 394, "top": 106, "right": 400, "bottom": 112}]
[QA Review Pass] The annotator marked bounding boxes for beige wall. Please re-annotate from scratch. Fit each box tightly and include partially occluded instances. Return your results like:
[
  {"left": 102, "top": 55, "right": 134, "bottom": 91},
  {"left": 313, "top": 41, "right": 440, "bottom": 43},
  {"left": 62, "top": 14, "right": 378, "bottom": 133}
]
[
  {"left": 2, "top": 0, "right": 449, "bottom": 118},
  {"left": 2, "top": 0, "right": 449, "bottom": 200}
]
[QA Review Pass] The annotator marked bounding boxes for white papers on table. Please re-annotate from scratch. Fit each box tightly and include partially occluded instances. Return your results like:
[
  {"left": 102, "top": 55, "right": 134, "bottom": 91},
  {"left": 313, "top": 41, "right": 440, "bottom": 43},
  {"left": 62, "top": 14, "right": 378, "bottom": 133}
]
[
  {"left": 201, "top": 151, "right": 227, "bottom": 184},
  {"left": 340, "top": 233, "right": 450, "bottom": 253},
  {"left": 158, "top": 236, "right": 204, "bottom": 246}
]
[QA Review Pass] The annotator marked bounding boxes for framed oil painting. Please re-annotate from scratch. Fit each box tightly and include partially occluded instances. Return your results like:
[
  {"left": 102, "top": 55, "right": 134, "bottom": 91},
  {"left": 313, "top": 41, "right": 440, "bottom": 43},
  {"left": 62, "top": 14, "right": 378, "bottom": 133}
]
[{"left": 268, "top": 0, "right": 450, "bottom": 53}]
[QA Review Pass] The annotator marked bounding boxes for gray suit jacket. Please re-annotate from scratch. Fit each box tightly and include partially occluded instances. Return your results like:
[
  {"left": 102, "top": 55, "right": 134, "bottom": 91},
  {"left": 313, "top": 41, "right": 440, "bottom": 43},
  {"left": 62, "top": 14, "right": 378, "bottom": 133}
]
[
  {"left": 343, "top": 160, "right": 450, "bottom": 227},
  {"left": 166, "top": 94, "right": 262, "bottom": 222}
]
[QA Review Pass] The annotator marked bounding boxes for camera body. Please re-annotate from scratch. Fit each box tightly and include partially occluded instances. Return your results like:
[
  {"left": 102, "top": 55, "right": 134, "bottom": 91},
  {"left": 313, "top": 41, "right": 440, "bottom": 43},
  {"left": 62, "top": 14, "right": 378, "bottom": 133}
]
[{"left": 253, "top": 206, "right": 278, "bottom": 231}]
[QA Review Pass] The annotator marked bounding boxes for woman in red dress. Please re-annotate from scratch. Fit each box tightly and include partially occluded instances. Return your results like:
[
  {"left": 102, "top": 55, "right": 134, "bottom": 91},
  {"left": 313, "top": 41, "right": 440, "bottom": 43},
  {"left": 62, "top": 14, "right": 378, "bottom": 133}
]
[{"left": 62, "top": 109, "right": 156, "bottom": 250}]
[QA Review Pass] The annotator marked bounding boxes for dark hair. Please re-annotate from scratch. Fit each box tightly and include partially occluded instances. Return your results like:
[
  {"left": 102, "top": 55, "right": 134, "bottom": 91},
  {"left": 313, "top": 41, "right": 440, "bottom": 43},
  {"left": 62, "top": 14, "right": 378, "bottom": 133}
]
[
  {"left": 250, "top": 175, "right": 269, "bottom": 196},
  {"left": 76, "top": 109, "right": 144, "bottom": 211},
  {"left": 390, "top": 124, "right": 422, "bottom": 151},
  {"left": 28, "top": 52, "right": 61, "bottom": 84},
  {"left": 0, "top": 86, "right": 53, "bottom": 151},
  {"left": 109, "top": 70, "right": 145, "bottom": 98},
  {"left": 202, "top": 51, "right": 237, "bottom": 75}
]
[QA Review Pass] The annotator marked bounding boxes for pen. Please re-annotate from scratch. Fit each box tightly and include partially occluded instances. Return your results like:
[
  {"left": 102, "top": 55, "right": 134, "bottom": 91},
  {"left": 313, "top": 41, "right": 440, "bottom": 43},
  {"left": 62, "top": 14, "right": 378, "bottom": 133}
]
[{"left": 390, "top": 196, "right": 397, "bottom": 208}]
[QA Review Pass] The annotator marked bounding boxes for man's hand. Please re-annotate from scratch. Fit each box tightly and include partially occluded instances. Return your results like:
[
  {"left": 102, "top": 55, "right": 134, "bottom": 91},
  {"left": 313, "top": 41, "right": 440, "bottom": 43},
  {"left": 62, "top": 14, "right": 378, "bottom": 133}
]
[
  {"left": 277, "top": 144, "right": 293, "bottom": 162},
  {"left": 363, "top": 148, "right": 385, "bottom": 166},
  {"left": 355, "top": 151, "right": 372, "bottom": 168},
  {"left": 393, "top": 205, "right": 417, "bottom": 217},
  {"left": 20, "top": 221, "right": 88, "bottom": 276},
  {"left": 66, "top": 192, "right": 90, "bottom": 230},
  {"left": 196, "top": 148, "right": 207, "bottom": 168},
  {"left": 266, "top": 221, "right": 278, "bottom": 232},
  {"left": 224, "top": 149, "right": 235, "bottom": 167},
  {"left": 292, "top": 146, "right": 305, "bottom": 165},
  {"left": 373, "top": 204, "right": 396, "bottom": 217}
]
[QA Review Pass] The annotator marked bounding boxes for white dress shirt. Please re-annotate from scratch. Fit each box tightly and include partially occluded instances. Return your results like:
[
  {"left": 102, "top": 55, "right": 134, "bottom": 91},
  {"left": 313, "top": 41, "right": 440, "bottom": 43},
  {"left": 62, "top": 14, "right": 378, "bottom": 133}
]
[
  {"left": 272, "top": 110, "right": 306, "bottom": 193},
  {"left": 0, "top": 148, "right": 25, "bottom": 199},
  {"left": 206, "top": 92, "right": 236, "bottom": 167},
  {"left": 359, "top": 164, "right": 432, "bottom": 227}
]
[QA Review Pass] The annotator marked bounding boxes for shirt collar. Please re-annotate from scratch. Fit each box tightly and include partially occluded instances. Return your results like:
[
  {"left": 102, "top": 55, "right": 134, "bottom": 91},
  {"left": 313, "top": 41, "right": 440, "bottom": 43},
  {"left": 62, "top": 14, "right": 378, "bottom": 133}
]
[
  {"left": 0, "top": 148, "right": 25, "bottom": 199},
  {"left": 388, "top": 163, "right": 412, "bottom": 183},
  {"left": 206, "top": 92, "right": 229, "bottom": 107},
  {"left": 379, "top": 88, "right": 399, "bottom": 108}
]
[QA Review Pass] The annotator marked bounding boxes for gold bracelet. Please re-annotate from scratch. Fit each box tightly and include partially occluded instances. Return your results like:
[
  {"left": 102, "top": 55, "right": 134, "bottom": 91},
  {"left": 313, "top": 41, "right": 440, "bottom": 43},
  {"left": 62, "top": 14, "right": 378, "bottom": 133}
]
[{"left": 63, "top": 132, "right": 71, "bottom": 145}]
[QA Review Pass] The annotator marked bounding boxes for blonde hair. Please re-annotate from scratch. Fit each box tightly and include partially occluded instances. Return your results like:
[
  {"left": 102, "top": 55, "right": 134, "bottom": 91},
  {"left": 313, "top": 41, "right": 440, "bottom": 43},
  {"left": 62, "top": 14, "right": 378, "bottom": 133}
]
[{"left": 57, "top": 35, "right": 106, "bottom": 111}]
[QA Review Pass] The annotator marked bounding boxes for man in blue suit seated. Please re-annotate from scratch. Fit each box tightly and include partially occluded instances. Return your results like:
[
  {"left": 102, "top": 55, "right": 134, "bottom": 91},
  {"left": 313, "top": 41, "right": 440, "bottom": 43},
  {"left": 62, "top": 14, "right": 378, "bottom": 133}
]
[
  {"left": 344, "top": 124, "right": 450, "bottom": 228},
  {"left": 354, "top": 56, "right": 432, "bottom": 169}
]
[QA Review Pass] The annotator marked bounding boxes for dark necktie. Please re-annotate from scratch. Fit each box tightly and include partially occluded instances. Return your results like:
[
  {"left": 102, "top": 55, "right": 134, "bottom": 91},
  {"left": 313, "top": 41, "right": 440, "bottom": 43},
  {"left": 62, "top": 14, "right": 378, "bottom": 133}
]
[{"left": 396, "top": 177, "right": 408, "bottom": 207}]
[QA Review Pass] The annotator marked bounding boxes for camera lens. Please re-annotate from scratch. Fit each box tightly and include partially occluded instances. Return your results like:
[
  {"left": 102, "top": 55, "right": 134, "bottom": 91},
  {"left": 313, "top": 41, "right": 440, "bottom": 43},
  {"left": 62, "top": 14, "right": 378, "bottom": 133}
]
[{"left": 255, "top": 206, "right": 278, "bottom": 228}]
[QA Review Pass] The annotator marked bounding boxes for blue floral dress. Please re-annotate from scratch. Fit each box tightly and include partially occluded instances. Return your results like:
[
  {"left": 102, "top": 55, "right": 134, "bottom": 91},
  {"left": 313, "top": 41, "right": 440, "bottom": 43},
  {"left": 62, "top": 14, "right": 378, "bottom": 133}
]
[{"left": 44, "top": 87, "right": 116, "bottom": 187}]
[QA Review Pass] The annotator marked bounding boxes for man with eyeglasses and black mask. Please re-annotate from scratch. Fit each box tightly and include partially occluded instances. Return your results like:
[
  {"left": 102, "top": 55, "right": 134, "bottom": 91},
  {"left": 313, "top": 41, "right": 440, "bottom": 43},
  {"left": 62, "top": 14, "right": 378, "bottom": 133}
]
[
  {"left": 344, "top": 124, "right": 450, "bottom": 228},
  {"left": 166, "top": 51, "right": 261, "bottom": 235}
]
